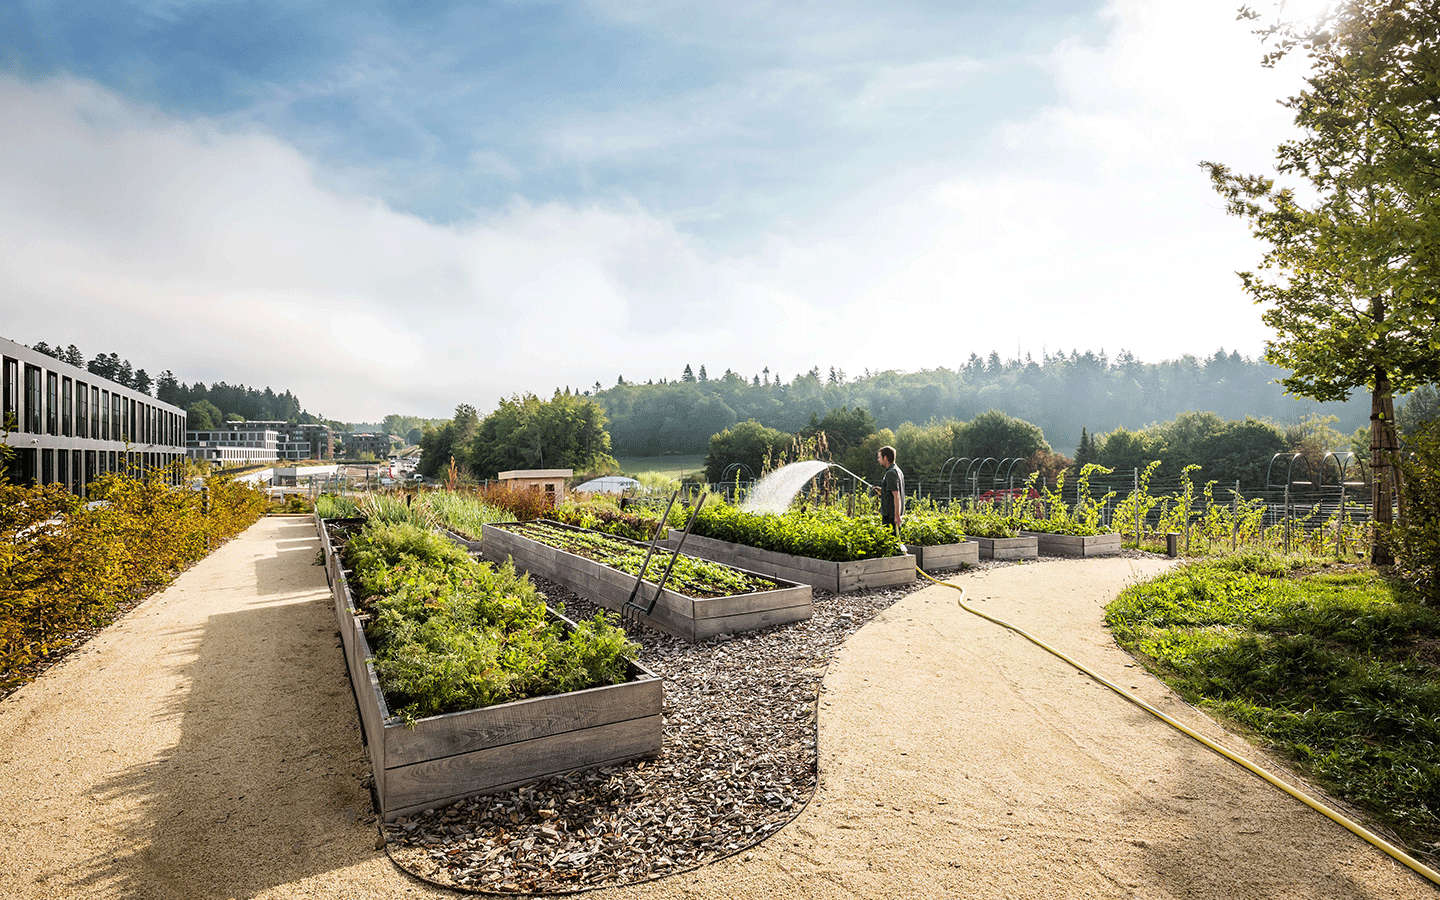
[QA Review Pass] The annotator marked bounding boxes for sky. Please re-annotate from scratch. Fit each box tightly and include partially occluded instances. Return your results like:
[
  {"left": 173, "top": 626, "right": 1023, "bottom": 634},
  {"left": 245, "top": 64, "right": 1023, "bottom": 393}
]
[{"left": 0, "top": 0, "right": 1330, "bottom": 423}]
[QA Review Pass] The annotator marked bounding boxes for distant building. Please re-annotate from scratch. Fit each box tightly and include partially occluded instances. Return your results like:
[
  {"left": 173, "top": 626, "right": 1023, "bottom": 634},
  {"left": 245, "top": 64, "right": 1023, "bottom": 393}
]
[
  {"left": 338, "top": 432, "right": 399, "bottom": 460},
  {"left": 187, "top": 420, "right": 335, "bottom": 463},
  {"left": 187, "top": 422, "right": 281, "bottom": 464},
  {"left": 1, "top": 335, "right": 187, "bottom": 496}
]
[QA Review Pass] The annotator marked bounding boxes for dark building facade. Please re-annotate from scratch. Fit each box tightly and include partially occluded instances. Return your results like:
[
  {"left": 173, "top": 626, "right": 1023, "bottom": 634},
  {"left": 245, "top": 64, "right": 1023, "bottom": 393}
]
[{"left": 2, "top": 335, "right": 188, "bottom": 496}]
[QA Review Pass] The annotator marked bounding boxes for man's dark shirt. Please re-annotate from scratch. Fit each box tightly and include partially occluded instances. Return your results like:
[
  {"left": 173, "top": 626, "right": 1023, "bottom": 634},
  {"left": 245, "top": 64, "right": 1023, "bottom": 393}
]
[{"left": 880, "top": 464, "right": 905, "bottom": 523}]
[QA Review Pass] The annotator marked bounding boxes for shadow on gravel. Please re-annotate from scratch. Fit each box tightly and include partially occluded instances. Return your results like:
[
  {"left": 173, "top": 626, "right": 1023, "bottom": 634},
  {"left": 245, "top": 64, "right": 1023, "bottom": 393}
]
[
  {"left": 1112, "top": 736, "right": 1428, "bottom": 898},
  {"left": 77, "top": 518, "right": 381, "bottom": 900}
]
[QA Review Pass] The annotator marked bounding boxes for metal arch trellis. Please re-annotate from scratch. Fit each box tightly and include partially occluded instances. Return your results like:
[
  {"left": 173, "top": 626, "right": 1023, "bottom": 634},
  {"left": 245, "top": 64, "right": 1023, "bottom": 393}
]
[
  {"left": 998, "top": 457, "right": 1027, "bottom": 515},
  {"left": 965, "top": 457, "right": 999, "bottom": 501},
  {"left": 719, "top": 463, "right": 754, "bottom": 502},
  {"left": 940, "top": 457, "right": 970, "bottom": 506},
  {"left": 1267, "top": 452, "right": 1319, "bottom": 554},
  {"left": 1321, "top": 450, "right": 1368, "bottom": 558}
]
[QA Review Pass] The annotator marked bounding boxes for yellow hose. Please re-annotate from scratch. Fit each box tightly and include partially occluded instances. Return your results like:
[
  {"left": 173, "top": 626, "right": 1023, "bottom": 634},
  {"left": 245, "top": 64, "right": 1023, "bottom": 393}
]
[{"left": 914, "top": 565, "right": 1440, "bottom": 888}]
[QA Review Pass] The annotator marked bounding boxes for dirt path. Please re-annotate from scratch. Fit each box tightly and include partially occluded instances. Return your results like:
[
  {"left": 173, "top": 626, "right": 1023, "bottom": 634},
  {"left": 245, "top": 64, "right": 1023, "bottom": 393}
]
[{"left": 1, "top": 520, "right": 1433, "bottom": 899}]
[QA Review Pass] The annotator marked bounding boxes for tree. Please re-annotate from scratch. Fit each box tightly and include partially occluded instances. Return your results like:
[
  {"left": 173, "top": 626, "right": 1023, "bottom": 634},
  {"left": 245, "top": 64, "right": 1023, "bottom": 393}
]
[
  {"left": 1397, "top": 385, "right": 1440, "bottom": 440},
  {"left": 1203, "top": 0, "right": 1440, "bottom": 562},
  {"left": 682, "top": 364, "right": 695, "bottom": 383},
  {"left": 468, "top": 393, "right": 616, "bottom": 478},
  {"left": 704, "top": 420, "right": 790, "bottom": 484},
  {"left": 155, "top": 370, "right": 181, "bottom": 405},
  {"left": 802, "top": 406, "right": 877, "bottom": 454},
  {"left": 954, "top": 409, "right": 1050, "bottom": 462},
  {"left": 186, "top": 400, "right": 222, "bottom": 430}
]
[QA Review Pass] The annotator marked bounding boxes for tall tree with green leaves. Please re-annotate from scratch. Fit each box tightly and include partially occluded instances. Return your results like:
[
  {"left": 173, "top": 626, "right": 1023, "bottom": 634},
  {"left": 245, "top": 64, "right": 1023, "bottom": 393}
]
[{"left": 1203, "top": 0, "right": 1440, "bottom": 563}]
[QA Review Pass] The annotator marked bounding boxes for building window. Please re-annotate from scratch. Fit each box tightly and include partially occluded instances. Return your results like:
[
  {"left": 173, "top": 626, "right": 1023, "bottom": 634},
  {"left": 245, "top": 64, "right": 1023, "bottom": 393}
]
[
  {"left": 41, "top": 448, "right": 53, "bottom": 484},
  {"left": 76, "top": 381, "right": 88, "bottom": 438},
  {"left": 62, "top": 377, "right": 73, "bottom": 436},
  {"left": 91, "top": 386, "right": 100, "bottom": 438},
  {"left": 100, "top": 390, "right": 110, "bottom": 440},
  {"left": 2, "top": 357, "right": 17, "bottom": 432},
  {"left": 46, "top": 371, "right": 58, "bottom": 435},
  {"left": 25, "top": 365, "right": 42, "bottom": 433},
  {"left": 112, "top": 394, "right": 122, "bottom": 442}
]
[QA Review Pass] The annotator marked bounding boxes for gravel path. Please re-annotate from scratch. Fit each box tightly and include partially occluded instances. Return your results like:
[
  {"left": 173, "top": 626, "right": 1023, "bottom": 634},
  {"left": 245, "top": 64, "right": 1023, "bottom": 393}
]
[{"left": 1, "top": 517, "right": 1435, "bottom": 899}]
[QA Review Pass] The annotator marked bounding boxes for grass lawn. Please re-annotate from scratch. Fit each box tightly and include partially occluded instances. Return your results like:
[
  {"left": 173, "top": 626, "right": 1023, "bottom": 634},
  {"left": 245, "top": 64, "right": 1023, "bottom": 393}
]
[
  {"left": 1106, "top": 552, "right": 1440, "bottom": 861},
  {"left": 615, "top": 454, "right": 707, "bottom": 480}
]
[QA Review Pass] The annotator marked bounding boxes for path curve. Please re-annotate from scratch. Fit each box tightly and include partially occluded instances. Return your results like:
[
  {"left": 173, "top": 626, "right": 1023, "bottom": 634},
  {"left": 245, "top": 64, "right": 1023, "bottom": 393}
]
[{"left": 0, "top": 520, "right": 1432, "bottom": 898}]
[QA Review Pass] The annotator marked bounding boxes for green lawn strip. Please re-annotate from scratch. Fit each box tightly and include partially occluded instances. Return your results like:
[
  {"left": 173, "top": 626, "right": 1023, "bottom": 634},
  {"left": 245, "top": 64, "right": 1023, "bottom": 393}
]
[
  {"left": 1106, "top": 557, "right": 1440, "bottom": 856},
  {"left": 502, "top": 521, "right": 778, "bottom": 598}
]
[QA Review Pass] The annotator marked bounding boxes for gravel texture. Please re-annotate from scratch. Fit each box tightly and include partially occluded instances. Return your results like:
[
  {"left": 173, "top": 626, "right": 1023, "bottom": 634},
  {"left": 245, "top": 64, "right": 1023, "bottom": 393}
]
[{"left": 382, "top": 573, "right": 950, "bottom": 893}]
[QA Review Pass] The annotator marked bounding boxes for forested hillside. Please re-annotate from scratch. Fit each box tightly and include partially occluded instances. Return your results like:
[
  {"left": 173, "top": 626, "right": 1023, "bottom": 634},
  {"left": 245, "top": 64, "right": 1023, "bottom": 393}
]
[
  {"left": 589, "top": 349, "right": 1372, "bottom": 456},
  {"left": 28, "top": 341, "right": 336, "bottom": 430}
]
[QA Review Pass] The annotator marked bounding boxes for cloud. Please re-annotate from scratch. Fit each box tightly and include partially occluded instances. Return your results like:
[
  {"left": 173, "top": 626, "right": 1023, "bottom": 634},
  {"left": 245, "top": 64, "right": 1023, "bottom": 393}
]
[{"left": 0, "top": 1, "right": 1315, "bottom": 423}]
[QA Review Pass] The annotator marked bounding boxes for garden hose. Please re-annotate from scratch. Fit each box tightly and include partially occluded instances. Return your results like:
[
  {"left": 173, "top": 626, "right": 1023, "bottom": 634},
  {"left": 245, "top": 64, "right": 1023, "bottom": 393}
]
[{"left": 913, "top": 565, "right": 1440, "bottom": 889}]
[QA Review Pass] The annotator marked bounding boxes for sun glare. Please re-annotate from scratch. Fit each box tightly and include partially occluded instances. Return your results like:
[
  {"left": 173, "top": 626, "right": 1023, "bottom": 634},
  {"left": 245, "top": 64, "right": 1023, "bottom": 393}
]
[{"left": 1276, "top": 0, "right": 1335, "bottom": 25}]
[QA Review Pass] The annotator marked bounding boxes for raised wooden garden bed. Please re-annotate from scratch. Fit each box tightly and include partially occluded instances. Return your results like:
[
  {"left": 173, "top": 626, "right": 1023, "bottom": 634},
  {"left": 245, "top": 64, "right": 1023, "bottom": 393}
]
[
  {"left": 666, "top": 530, "right": 916, "bottom": 593},
  {"left": 1021, "top": 530, "right": 1122, "bottom": 557},
  {"left": 439, "top": 526, "right": 482, "bottom": 553},
  {"left": 965, "top": 534, "right": 1039, "bottom": 560},
  {"left": 482, "top": 521, "right": 813, "bottom": 641},
  {"left": 910, "top": 541, "right": 979, "bottom": 571},
  {"left": 317, "top": 518, "right": 663, "bottom": 821}
]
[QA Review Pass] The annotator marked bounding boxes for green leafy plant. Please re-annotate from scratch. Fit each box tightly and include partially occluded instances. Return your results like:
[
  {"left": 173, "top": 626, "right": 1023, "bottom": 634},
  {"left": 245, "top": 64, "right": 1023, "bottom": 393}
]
[
  {"left": 500, "top": 521, "right": 778, "bottom": 598},
  {"left": 418, "top": 489, "right": 511, "bottom": 539},
  {"left": 547, "top": 499, "right": 667, "bottom": 542},
  {"left": 1387, "top": 419, "right": 1440, "bottom": 605},
  {"left": 340, "top": 520, "right": 639, "bottom": 721},
  {"left": 685, "top": 502, "right": 902, "bottom": 562}
]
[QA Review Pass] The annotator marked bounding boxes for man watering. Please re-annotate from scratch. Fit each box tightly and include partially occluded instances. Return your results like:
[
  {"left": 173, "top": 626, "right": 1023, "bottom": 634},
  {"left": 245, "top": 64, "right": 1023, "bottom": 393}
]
[{"left": 876, "top": 445, "right": 904, "bottom": 536}]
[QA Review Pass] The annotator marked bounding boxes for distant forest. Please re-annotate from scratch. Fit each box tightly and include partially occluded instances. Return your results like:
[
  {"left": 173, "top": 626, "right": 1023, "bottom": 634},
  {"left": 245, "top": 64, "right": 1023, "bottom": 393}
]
[
  {"left": 587, "top": 349, "right": 1374, "bottom": 458},
  {"left": 27, "top": 341, "right": 339, "bottom": 431}
]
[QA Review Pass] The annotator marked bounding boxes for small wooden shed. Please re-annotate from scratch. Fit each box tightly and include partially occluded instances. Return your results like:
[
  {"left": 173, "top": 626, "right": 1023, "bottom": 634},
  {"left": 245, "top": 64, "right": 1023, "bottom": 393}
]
[{"left": 497, "top": 468, "right": 573, "bottom": 499}]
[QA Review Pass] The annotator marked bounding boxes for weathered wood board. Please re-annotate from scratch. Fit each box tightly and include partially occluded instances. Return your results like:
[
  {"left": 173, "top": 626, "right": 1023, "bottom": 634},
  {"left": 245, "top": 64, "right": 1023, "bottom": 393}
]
[
  {"left": 910, "top": 541, "right": 979, "bottom": 571},
  {"left": 965, "top": 534, "right": 1039, "bottom": 560},
  {"left": 1021, "top": 530, "right": 1123, "bottom": 557}
]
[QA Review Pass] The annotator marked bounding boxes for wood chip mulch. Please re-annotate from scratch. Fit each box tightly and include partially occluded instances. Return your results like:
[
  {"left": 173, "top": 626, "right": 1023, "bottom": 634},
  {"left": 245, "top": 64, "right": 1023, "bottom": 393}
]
[{"left": 380, "top": 573, "right": 949, "bottom": 894}]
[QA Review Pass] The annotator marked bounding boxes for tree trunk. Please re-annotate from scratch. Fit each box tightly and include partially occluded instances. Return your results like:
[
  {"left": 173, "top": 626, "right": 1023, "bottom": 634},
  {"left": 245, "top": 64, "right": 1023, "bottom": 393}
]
[{"left": 1370, "top": 369, "right": 1400, "bottom": 566}]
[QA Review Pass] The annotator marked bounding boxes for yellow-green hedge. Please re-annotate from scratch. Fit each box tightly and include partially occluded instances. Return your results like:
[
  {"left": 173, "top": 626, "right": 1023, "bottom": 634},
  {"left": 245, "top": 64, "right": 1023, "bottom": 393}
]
[{"left": 0, "top": 470, "right": 265, "bottom": 693}]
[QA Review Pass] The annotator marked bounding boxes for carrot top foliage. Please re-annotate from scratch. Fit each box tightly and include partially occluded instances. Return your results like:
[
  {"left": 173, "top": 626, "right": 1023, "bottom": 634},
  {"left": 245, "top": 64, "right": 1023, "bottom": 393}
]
[{"left": 340, "top": 520, "right": 638, "bottom": 721}]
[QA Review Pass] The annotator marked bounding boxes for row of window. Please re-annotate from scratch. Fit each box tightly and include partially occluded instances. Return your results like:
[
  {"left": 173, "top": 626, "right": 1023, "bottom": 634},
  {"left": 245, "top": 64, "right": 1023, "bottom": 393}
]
[
  {"left": 3, "top": 448, "right": 186, "bottom": 497},
  {"left": 2, "top": 355, "right": 183, "bottom": 448}
]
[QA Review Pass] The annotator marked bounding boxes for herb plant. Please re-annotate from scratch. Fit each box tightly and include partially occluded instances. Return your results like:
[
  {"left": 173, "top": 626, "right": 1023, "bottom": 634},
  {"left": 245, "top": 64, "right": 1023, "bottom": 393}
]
[
  {"left": 341, "top": 521, "right": 638, "bottom": 721},
  {"left": 500, "top": 521, "right": 778, "bottom": 598}
]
